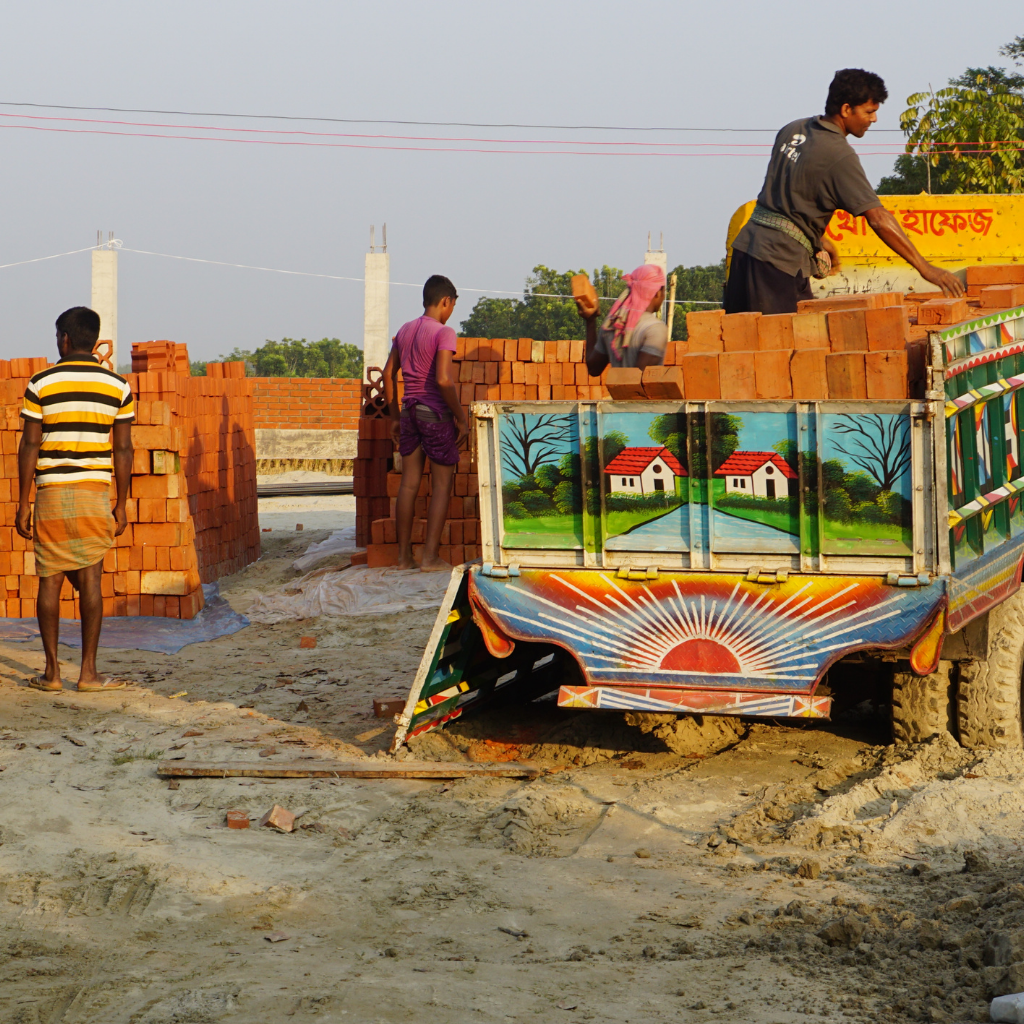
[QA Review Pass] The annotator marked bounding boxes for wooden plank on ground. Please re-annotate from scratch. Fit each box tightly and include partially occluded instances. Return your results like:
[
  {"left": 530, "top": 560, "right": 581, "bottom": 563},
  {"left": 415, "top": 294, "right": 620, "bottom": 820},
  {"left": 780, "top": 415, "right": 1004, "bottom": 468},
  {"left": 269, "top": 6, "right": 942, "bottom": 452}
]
[{"left": 156, "top": 759, "right": 542, "bottom": 780}]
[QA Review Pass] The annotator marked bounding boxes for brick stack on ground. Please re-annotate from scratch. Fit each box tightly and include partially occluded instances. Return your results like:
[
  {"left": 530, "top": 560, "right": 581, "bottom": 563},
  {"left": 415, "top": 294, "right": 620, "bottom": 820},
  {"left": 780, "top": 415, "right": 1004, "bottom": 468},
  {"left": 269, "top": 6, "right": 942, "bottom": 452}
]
[
  {"left": 355, "top": 266, "right": 1024, "bottom": 568},
  {"left": 0, "top": 342, "right": 260, "bottom": 621}
]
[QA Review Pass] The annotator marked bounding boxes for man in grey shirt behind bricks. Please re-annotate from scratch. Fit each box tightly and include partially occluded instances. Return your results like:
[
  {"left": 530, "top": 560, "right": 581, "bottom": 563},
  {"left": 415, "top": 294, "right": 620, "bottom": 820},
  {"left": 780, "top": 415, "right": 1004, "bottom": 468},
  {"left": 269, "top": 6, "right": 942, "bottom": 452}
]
[{"left": 726, "top": 68, "right": 964, "bottom": 315}]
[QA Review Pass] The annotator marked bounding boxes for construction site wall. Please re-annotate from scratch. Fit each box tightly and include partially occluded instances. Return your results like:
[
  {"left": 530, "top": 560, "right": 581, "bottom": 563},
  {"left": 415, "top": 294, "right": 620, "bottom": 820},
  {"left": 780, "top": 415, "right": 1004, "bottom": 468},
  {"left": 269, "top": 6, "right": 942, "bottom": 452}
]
[
  {"left": 0, "top": 343, "right": 260, "bottom": 621},
  {"left": 251, "top": 377, "right": 362, "bottom": 431},
  {"left": 354, "top": 269, "right": 1024, "bottom": 566}
]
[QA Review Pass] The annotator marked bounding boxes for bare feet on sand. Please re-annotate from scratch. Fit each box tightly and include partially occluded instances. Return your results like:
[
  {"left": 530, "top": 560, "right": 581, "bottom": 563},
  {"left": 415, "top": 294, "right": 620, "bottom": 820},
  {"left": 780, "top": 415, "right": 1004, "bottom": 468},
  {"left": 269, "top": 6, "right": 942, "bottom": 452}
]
[{"left": 419, "top": 558, "right": 452, "bottom": 573}]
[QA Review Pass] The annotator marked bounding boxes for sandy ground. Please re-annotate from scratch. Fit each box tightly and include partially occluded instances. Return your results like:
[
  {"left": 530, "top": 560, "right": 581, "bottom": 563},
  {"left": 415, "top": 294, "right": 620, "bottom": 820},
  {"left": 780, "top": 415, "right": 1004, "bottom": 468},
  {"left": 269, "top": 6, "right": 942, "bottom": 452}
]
[{"left": 1, "top": 505, "right": 1023, "bottom": 1023}]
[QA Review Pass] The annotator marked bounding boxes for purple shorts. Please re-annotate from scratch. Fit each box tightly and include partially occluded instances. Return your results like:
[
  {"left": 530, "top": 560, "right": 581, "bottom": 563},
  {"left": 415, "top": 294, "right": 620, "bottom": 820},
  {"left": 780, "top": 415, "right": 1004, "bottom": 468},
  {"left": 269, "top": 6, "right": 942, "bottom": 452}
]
[{"left": 399, "top": 405, "right": 460, "bottom": 466}]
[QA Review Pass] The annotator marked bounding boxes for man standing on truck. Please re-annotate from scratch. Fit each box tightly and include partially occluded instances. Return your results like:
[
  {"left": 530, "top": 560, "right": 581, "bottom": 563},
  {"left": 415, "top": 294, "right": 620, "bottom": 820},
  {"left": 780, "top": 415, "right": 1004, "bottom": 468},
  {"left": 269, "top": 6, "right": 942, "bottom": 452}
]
[{"left": 725, "top": 68, "right": 964, "bottom": 314}]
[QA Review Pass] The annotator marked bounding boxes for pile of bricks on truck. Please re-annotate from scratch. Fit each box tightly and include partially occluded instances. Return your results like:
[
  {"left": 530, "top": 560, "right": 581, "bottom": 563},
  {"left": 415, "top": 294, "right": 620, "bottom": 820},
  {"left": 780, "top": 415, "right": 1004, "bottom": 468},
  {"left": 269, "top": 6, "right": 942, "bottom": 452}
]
[
  {"left": 0, "top": 340, "right": 260, "bottom": 621},
  {"left": 356, "top": 264, "right": 1024, "bottom": 567}
]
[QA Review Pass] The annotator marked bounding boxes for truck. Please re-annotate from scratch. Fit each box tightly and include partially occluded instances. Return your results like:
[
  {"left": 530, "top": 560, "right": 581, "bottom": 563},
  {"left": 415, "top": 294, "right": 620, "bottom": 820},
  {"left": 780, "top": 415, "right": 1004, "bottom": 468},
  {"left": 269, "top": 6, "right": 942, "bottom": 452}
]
[{"left": 389, "top": 201, "right": 1024, "bottom": 753}]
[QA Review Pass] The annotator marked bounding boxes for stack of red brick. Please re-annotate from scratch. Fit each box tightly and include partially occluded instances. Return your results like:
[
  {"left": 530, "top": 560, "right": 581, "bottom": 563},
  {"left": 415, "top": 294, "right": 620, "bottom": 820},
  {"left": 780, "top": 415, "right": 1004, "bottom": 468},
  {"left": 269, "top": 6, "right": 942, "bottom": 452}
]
[
  {"left": 355, "top": 268, "right": 1024, "bottom": 567},
  {"left": 0, "top": 359, "right": 52, "bottom": 617},
  {"left": 126, "top": 348, "right": 260, "bottom": 589},
  {"left": 0, "top": 343, "right": 260, "bottom": 621},
  {"left": 618, "top": 292, "right": 924, "bottom": 401}
]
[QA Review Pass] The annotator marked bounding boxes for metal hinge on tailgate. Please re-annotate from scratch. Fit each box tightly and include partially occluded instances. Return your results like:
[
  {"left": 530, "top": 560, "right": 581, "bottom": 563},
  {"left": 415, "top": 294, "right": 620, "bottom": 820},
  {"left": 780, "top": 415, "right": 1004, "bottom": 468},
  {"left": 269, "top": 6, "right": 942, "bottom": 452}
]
[
  {"left": 481, "top": 562, "right": 521, "bottom": 579},
  {"left": 746, "top": 567, "right": 789, "bottom": 584},
  {"left": 885, "top": 572, "right": 932, "bottom": 587},
  {"left": 616, "top": 566, "right": 660, "bottom": 581}
]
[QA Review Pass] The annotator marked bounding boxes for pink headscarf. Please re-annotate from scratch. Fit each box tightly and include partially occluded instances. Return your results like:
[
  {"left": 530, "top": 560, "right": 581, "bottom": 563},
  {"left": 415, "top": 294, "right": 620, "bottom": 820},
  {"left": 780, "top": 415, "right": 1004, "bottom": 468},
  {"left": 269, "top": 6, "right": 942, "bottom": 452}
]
[{"left": 603, "top": 264, "right": 666, "bottom": 358}]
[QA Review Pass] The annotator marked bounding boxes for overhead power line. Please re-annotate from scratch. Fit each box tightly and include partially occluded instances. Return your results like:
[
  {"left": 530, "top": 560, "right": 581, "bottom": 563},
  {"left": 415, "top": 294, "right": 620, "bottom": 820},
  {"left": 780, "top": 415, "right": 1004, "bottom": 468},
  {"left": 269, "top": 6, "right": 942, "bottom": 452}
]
[
  {"left": 0, "top": 240, "right": 725, "bottom": 303},
  {"left": 0, "top": 119, "right": 936, "bottom": 158},
  {"left": 0, "top": 99, "right": 906, "bottom": 133}
]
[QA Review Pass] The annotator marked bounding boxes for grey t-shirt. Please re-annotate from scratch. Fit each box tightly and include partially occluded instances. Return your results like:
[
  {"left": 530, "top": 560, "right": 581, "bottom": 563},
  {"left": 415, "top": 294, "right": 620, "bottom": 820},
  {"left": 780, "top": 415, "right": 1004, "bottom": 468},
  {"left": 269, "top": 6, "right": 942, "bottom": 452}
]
[
  {"left": 594, "top": 311, "right": 667, "bottom": 368},
  {"left": 732, "top": 116, "right": 882, "bottom": 277}
]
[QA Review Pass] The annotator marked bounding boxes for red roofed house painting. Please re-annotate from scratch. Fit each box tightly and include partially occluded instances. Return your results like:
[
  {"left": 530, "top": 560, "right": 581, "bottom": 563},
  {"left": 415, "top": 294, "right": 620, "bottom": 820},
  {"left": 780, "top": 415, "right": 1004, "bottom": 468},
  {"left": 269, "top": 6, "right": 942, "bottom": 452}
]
[
  {"left": 715, "top": 451, "right": 797, "bottom": 499},
  {"left": 604, "top": 446, "right": 687, "bottom": 496}
]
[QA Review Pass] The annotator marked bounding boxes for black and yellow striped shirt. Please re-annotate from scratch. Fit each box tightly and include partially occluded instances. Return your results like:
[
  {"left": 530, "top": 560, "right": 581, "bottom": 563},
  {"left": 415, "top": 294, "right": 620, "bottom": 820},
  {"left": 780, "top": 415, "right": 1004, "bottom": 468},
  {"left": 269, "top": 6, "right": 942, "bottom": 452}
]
[{"left": 21, "top": 355, "right": 134, "bottom": 486}]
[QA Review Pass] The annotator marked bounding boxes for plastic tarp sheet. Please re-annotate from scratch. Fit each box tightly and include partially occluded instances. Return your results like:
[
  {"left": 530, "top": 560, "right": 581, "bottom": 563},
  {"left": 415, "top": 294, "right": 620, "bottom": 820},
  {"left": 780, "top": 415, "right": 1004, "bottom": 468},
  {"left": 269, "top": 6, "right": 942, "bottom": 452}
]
[
  {"left": 0, "top": 583, "right": 249, "bottom": 654},
  {"left": 291, "top": 526, "right": 364, "bottom": 572},
  {"left": 247, "top": 565, "right": 452, "bottom": 622}
]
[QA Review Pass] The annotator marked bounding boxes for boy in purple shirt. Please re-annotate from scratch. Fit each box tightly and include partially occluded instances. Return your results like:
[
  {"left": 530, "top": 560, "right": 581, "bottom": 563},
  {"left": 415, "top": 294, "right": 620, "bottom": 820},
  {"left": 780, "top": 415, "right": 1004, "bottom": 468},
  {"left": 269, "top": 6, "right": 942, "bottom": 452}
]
[{"left": 384, "top": 275, "right": 469, "bottom": 571}]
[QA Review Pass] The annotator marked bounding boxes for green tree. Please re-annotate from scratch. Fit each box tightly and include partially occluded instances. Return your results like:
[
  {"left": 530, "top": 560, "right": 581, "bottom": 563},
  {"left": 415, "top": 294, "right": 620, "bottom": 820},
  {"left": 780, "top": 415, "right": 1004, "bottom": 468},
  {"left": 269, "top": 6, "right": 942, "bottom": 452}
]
[
  {"left": 844, "top": 471, "right": 881, "bottom": 505},
  {"left": 648, "top": 413, "right": 687, "bottom": 461},
  {"left": 1002, "top": 34, "right": 1024, "bottom": 66},
  {"left": 246, "top": 338, "right": 364, "bottom": 378},
  {"left": 583, "top": 429, "right": 629, "bottom": 491},
  {"left": 688, "top": 413, "right": 741, "bottom": 476},
  {"left": 459, "top": 265, "right": 627, "bottom": 340},
  {"left": 535, "top": 464, "right": 562, "bottom": 490},
  {"left": 876, "top": 153, "right": 958, "bottom": 195},
  {"left": 773, "top": 439, "right": 798, "bottom": 468},
  {"left": 900, "top": 78, "right": 1024, "bottom": 193},
  {"left": 878, "top": 37, "right": 1024, "bottom": 193}
]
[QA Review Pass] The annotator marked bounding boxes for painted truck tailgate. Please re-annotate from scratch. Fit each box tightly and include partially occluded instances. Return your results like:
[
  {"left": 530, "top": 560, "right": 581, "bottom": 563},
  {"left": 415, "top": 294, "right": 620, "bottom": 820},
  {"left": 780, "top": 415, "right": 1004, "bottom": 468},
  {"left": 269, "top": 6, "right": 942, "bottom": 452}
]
[{"left": 473, "top": 399, "right": 939, "bottom": 576}]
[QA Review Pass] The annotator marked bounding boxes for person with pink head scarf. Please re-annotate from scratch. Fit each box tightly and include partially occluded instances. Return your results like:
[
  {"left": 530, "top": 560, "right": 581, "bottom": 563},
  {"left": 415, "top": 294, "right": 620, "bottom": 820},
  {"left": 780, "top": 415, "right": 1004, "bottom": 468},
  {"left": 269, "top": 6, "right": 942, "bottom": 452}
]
[{"left": 575, "top": 264, "right": 667, "bottom": 376}]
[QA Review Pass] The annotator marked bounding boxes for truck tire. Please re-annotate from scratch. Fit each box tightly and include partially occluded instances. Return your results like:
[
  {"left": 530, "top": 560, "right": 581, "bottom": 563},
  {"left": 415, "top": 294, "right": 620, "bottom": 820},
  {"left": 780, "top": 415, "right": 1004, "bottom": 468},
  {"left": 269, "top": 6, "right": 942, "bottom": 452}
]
[
  {"left": 891, "top": 661, "right": 956, "bottom": 744},
  {"left": 957, "top": 589, "right": 1024, "bottom": 749}
]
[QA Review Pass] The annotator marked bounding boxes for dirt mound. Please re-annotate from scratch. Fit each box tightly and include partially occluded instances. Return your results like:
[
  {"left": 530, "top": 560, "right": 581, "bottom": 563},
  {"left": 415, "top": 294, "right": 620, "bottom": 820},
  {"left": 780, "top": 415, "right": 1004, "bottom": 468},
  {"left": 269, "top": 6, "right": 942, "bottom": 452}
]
[{"left": 408, "top": 706, "right": 746, "bottom": 768}]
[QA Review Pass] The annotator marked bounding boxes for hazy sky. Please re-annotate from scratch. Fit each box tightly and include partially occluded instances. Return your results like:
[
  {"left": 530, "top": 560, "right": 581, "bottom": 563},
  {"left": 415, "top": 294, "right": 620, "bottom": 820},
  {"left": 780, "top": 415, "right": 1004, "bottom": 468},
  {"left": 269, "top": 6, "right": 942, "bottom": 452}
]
[{"left": 0, "top": 1, "right": 1020, "bottom": 362}]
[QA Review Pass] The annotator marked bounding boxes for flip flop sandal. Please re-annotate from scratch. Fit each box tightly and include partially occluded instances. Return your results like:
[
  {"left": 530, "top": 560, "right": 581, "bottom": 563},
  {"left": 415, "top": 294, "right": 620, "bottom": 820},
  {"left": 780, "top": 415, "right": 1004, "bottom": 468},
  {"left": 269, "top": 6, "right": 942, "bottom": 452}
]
[
  {"left": 28, "top": 676, "right": 63, "bottom": 692},
  {"left": 76, "top": 676, "right": 128, "bottom": 693}
]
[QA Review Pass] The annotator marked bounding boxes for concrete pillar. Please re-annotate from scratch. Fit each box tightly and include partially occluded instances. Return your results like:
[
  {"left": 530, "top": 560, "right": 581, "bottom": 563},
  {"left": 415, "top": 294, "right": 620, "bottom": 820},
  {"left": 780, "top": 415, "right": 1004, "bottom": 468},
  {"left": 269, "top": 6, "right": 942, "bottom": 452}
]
[
  {"left": 363, "top": 226, "right": 390, "bottom": 381},
  {"left": 91, "top": 243, "right": 118, "bottom": 367},
  {"left": 644, "top": 233, "right": 668, "bottom": 319}
]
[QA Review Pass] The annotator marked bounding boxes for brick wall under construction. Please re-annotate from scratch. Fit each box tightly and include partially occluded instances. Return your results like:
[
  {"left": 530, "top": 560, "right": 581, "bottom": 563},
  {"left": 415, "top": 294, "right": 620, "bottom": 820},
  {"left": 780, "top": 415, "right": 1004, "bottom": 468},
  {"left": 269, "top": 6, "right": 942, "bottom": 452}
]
[
  {"left": 250, "top": 377, "right": 362, "bottom": 430},
  {"left": 0, "top": 342, "right": 260, "bottom": 621}
]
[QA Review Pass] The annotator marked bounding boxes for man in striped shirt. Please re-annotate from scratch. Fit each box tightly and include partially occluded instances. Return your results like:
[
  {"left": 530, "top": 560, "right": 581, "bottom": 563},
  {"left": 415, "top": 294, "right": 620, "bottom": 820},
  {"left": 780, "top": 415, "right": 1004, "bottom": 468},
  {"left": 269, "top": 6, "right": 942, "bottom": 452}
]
[{"left": 16, "top": 306, "right": 134, "bottom": 692}]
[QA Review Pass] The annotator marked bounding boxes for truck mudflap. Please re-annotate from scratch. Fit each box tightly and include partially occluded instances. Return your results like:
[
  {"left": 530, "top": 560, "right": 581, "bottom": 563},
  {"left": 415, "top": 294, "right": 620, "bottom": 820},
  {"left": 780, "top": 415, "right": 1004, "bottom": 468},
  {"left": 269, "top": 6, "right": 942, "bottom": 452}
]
[
  {"left": 466, "top": 565, "right": 946, "bottom": 692},
  {"left": 390, "top": 566, "right": 576, "bottom": 751}
]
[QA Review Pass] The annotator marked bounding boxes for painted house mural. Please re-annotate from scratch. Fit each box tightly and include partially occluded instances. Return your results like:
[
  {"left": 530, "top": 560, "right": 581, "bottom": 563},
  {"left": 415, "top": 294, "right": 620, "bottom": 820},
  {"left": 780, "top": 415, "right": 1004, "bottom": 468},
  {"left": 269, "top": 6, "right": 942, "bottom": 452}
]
[
  {"left": 604, "top": 446, "right": 687, "bottom": 496},
  {"left": 496, "top": 405, "right": 914, "bottom": 558},
  {"left": 715, "top": 451, "right": 797, "bottom": 499}
]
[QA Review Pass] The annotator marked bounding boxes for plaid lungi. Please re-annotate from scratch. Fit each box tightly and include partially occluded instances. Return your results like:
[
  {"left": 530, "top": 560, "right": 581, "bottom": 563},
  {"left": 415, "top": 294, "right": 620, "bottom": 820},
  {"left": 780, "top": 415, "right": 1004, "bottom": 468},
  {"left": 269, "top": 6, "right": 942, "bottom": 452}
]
[{"left": 32, "top": 482, "right": 115, "bottom": 577}]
